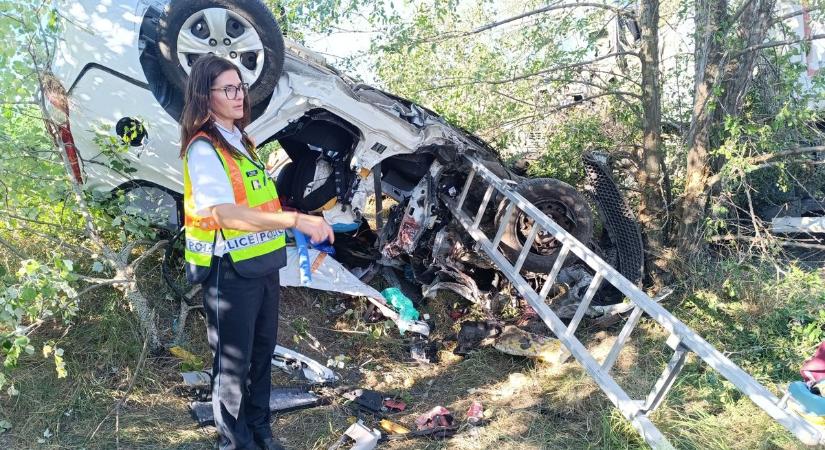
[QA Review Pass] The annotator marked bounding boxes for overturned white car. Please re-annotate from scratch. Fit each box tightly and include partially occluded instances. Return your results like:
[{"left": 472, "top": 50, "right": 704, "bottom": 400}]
[{"left": 47, "top": 0, "right": 643, "bottom": 332}]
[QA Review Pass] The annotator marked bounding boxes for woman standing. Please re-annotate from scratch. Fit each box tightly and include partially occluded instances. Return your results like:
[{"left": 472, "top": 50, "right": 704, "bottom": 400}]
[{"left": 180, "top": 55, "right": 333, "bottom": 450}]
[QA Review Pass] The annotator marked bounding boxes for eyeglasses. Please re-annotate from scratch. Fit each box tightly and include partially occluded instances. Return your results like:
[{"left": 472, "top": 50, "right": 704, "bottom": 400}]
[{"left": 210, "top": 83, "right": 249, "bottom": 100}]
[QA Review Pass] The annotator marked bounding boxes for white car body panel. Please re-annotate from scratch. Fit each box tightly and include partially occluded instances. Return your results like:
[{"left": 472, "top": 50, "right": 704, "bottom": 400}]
[
  {"left": 53, "top": 0, "right": 150, "bottom": 90},
  {"left": 66, "top": 67, "right": 183, "bottom": 191}
]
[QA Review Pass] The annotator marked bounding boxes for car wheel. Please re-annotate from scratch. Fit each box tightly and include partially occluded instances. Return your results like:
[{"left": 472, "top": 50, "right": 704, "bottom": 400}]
[
  {"left": 157, "top": 0, "right": 284, "bottom": 108},
  {"left": 495, "top": 178, "right": 594, "bottom": 273}
]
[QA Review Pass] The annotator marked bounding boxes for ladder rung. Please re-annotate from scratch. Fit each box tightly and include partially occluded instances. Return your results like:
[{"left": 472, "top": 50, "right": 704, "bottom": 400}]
[
  {"left": 456, "top": 168, "right": 476, "bottom": 212},
  {"left": 472, "top": 185, "right": 495, "bottom": 230},
  {"left": 539, "top": 245, "right": 570, "bottom": 300},
  {"left": 563, "top": 272, "right": 603, "bottom": 340},
  {"left": 602, "top": 305, "right": 644, "bottom": 373},
  {"left": 492, "top": 201, "right": 515, "bottom": 248},
  {"left": 513, "top": 223, "right": 540, "bottom": 273},
  {"left": 643, "top": 345, "right": 688, "bottom": 413}
]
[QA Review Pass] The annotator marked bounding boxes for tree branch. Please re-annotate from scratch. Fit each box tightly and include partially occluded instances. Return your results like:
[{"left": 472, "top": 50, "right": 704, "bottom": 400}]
[
  {"left": 0, "top": 224, "right": 89, "bottom": 257},
  {"left": 736, "top": 33, "right": 825, "bottom": 56},
  {"left": 707, "top": 146, "right": 825, "bottom": 188},
  {"left": 414, "top": 51, "right": 639, "bottom": 94},
  {"left": 407, "top": 3, "right": 634, "bottom": 46},
  {"left": 0, "top": 209, "right": 66, "bottom": 228},
  {"left": 75, "top": 275, "right": 129, "bottom": 285},
  {"left": 491, "top": 89, "right": 536, "bottom": 107},
  {"left": 0, "top": 236, "right": 26, "bottom": 260},
  {"left": 465, "top": 3, "right": 633, "bottom": 36},
  {"left": 88, "top": 332, "right": 150, "bottom": 444},
  {"left": 748, "top": 145, "right": 824, "bottom": 165},
  {"left": 771, "top": 6, "right": 825, "bottom": 25},
  {"left": 76, "top": 279, "right": 130, "bottom": 297},
  {"left": 127, "top": 240, "right": 168, "bottom": 271},
  {"left": 480, "top": 90, "right": 640, "bottom": 137},
  {"left": 538, "top": 77, "right": 642, "bottom": 99}
]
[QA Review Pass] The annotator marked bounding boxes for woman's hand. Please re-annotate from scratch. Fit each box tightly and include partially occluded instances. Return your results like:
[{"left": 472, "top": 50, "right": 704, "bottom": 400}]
[
  {"left": 210, "top": 205, "right": 334, "bottom": 243},
  {"left": 295, "top": 213, "right": 335, "bottom": 245}
]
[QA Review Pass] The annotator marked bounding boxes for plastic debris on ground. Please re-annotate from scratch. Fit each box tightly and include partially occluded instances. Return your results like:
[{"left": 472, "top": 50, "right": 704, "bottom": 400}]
[
  {"left": 328, "top": 420, "right": 381, "bottom": 450},
  {"left": 379, "top": 419, "right": 410, "bottom": 434},
  {"left": 380, "top": 287, "right": 420, "bottom": 334},
  {"left": 546, "top": 266, "right": 597, "bottom": 319},
  {"left": 279, "top": 247, "right": 430, "bottom": 336},
  {"left": 787, "top": 381, "right": 825, "bottom": 426},
  {"left": 786, "top": 340, "right": 825, "bottom": 427},
  {"left": 190, "top": 386, "right": 326, "bottom": 427},
  {"left": 410, "top": 337, "right": 439, "bottom": 363},
  {"left": 169, "top": 345, "right": 204, "bottom": 371},
  {"left": 466, "top": 401, "right": 484, "bottom": 425},
  {"left": 280, "top": 247, "right": 383, "bottom": 298},
  {"left": 343, "top": 389, "right": 385, "bottom": 414},
  {"left": 179, "top": 370, "right": 212, "bottom": 402},
  {"left": 383, "top": 398, "right": 407, "bottom": 412},
  {"left": 448, "top": 306, "right": 469, "bottom": 321},
  {"left": 180, "top": 370, "right": 211, "bottom": 387},
  {"left": 327, "top": 354, "right": 351, "bottom": 370},
  {"left": 802, "top": 341, "right": 825, "bottom": 384},
  {"left": 413, "top": 405, "right": 457, "bottom": 438}
]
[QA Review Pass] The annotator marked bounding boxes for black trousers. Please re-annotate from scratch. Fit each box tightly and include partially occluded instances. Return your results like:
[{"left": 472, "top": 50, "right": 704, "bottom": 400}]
[{"left": 203, "top": 256, "right": 280, "bottom": 450}]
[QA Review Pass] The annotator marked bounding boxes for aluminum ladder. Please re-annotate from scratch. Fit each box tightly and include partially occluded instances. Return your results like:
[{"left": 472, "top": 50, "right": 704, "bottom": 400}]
[{"left": 447, "top": 155, "right": 825, "bottom": 449}]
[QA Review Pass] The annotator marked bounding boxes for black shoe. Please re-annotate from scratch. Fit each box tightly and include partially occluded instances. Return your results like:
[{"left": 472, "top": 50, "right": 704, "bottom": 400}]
[{"left": 255, "top": 437, "right": 286, "bottom": 450}]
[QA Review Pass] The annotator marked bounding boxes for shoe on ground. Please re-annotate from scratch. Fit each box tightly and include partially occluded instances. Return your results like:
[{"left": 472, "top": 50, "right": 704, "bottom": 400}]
[{"left": 255, "top": 437, "right": 286, "bottom": 450}]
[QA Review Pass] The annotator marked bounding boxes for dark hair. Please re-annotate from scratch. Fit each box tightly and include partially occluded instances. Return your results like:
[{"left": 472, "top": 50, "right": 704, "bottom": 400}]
[{"left": 178, "top": 55, "right": 257, "bottom": 161}]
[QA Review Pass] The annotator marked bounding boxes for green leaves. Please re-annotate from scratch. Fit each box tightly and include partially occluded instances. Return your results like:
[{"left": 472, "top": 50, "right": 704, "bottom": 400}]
[
  {"left": 0, "top": 258, "right": 79, "bottom": 385},
  {"left": 527, "top": 112, "right": 620, "bottom": 185}
]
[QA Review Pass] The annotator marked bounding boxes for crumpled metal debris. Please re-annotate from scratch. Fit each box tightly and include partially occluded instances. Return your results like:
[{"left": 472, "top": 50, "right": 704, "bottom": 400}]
[
  {"left": 382, "top": 176, "right": 433, "bottom": 259},
  {"left": 421, "top": 228, "right": 490, "bottom": 306},
  {"left": 546, "top": 266, "right": 600, "bottom": 319},
  {"left": 271, "top": 345, "right": 339, "bottom": 384}
]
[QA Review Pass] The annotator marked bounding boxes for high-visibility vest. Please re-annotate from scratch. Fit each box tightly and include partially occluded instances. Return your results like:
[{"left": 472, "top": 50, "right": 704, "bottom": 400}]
[{"left": 183, "top": 131, "right": 286, "bottom": 282}]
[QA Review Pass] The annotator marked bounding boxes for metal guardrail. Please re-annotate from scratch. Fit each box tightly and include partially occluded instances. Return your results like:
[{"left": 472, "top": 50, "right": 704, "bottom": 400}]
[{"left": 446, "top": 155, "right": 824, "bottom": 449}]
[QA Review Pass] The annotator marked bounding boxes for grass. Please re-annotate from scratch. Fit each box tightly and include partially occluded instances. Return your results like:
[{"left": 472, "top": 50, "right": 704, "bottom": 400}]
[{"left": 0, "top": 251, "right": 823, "bottom": 449}]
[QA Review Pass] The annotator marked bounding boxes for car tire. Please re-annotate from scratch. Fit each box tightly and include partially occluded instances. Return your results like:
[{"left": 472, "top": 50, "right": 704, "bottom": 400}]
[
  {"left": 157, "top": 0, "right": 284, "bottom": 108},
  {"left": 495, "top": 178, "right": 594, "bottom": 273}
]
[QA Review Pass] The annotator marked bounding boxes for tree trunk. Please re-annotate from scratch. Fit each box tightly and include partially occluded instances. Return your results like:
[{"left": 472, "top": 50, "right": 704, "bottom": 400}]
[
  {"left": 677, "top": 0, "right": 728, "bottom": 249},
  {"left": 636, "top": 0, "right": 669, "bottom": 261},
  {"left": 676, "top": 0, "right": 775, "bottom": 252}
]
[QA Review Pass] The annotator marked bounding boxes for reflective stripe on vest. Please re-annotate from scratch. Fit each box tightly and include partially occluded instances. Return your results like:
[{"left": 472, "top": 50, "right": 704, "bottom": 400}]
[
  {"left": 186, "top": 229, "right": 285, "bottom": 254},
  {"left": 183, "top": 131, "right": 286, "bottom": 270}
]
